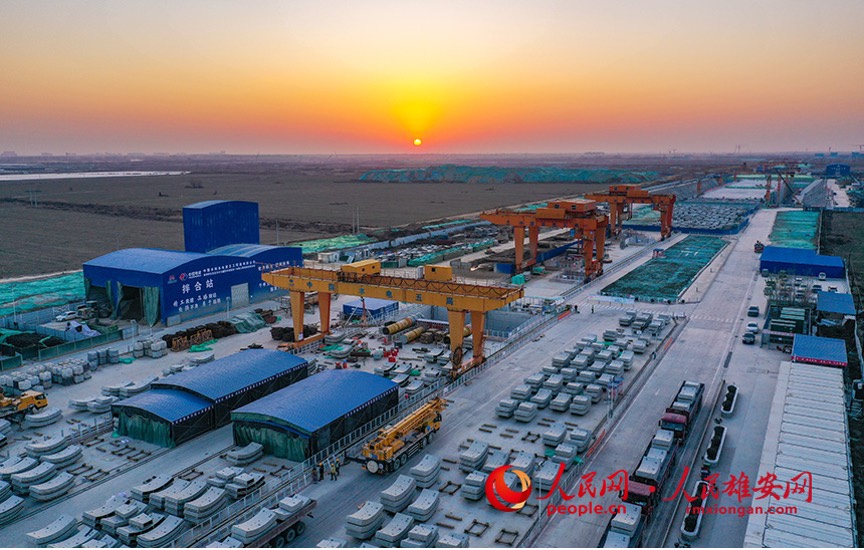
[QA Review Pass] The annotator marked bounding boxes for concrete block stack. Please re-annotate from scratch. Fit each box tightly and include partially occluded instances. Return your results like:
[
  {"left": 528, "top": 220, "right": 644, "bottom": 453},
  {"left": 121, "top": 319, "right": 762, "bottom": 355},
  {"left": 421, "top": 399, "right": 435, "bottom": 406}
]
[
  {"left": 184, "top": 487, "right": 227, "bottom": 522},
  {"left": 460, "top": 471, "right": 486, "bottom": 501},
  {"left": 405, "top": 489, "right": 439, "bottom": 523},
  {"left": 458, "top": 440, "right": 488, "bottom": 472},
  {"left": 226, "top": 442, "right": 264, "bottom": 466},
  {"left": 399, "top": 524, "right": 439, "bottom": 547},
  {"left": 380, "top": 475, "right": 416, "bottom": 514},
  {"left": 373, "top": 513, "right": 414, "bottom": 547},
  {"left": 225, "top": 472, "right": 265, "bottom": 499},
  {"left": 514, "top": 402, "right": 538, "bottom": 423},
  {"left": 409, "top": 454, "right": 441, "bottom": 489},
  {"left": 345, "top": 500, "right": 386, "bottom": 540},
  {"left": 231, "top": 508, "right": 277, "bottom": 545}
]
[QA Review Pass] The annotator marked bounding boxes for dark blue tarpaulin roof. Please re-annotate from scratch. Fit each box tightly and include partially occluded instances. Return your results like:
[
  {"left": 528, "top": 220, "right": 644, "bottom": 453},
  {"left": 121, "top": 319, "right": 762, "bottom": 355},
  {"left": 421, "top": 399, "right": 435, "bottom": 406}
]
[
  {"left": 343, "top": 298, "right": 399, "bottom": 316},
  {"left": 791, "top": 334, "right": 848, "bottom": 367},
  {"left": 232, "top": 370, "right": 398, "bottom": 434},
  {"left": 84, "top": 248, "right": 212, "bottom": 275},
  {"left": 759, "top": 246, "right": 843, "bottom": 278},
  {"left": 153, "top": 349, "right": 308, "bottom": 403},
  {"left": 816, "top": 291, "right": 856, "bottom": 316},
  {"left": 114, "top": 389, "right": 212, "bottom": 424}
]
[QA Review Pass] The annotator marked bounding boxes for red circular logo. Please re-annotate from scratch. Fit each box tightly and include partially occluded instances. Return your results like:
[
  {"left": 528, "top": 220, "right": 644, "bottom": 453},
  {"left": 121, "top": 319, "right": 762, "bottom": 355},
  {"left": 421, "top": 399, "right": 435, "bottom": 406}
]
[{"left": 485, "top": 465, "right": 532, "bottom": 512}]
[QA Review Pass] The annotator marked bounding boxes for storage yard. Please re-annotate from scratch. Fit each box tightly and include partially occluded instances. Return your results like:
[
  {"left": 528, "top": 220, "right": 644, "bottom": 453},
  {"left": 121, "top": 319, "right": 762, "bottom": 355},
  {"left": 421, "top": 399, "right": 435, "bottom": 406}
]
[{"left": 0, "top": 162, "right": 863, "bottom": 550}]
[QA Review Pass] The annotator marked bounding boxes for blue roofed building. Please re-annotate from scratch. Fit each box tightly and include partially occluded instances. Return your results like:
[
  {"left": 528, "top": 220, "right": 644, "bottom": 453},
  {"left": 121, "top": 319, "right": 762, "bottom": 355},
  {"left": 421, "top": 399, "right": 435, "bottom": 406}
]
[
  {"left": 759, "top": 246, "right": 845, "bottom": 278},
  {"left": 112, "top": 350, "right": 309, "bottom": 447},
  {"left": 791, "top": 334, "right": 848, "bottom": 368},
  {"left": 231, "top": 370, "right": 399, "bottom": 461},
  {"left": 816, "top": 291, "right": 856, "bottom": 321},
  {"left": 82, "top": 201, "right": 302, "bottom": 326}
]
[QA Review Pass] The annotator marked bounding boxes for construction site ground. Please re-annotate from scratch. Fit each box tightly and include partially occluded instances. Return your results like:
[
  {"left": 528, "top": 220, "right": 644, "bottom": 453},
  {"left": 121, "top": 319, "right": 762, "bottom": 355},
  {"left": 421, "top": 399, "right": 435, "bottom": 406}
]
[{"left": 2, "top": 202, "right": 829, "bottom": 549}]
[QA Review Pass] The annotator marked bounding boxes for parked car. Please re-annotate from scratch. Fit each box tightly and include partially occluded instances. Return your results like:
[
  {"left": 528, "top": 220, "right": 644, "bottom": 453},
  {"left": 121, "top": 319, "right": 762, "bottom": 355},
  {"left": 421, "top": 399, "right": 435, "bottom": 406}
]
[
  {"left": 742, "top": 332, "right": 756, "bottom": 345},
  {"left": 828, "top": 286, "right": 838, "bottom": 293},
  {"left": 55, "top": 311, "right": 79, "bottom": 322},
  {"left": 811, "top": 284, "right": 823, "bottom": 293},
  {"left": 747, "top": 306, "right": 760, "bottom": 317},
  {"left": 818, "top": 272, "right": 827, "bottom": 281},
  {"left": 746, "top": 322, "right": 760, "bottom": 334}
]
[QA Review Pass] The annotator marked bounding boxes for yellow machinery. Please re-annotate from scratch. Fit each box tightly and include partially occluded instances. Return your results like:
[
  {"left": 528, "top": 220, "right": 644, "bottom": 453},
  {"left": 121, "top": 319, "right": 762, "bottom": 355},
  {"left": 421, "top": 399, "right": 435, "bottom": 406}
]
[
  {"left": 0, "top": 389, "right": 48, "bottom": 422},
  {"left": 263, "top": 261, "right": 523, "bottom": 379},
  {"left": 360, "top": 397, "right": 447, "bottom": 474}
]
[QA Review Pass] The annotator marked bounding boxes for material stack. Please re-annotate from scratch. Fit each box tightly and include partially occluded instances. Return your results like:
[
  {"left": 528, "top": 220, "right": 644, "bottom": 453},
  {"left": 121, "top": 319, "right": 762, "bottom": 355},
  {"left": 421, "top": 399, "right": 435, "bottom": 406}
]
[
  {"left": 24, "top": 407, "right": 62, "bottom": 428},
  {"left": 225, "top": 472, "right": 265, "bottom": 499},
  {"left": 345, "top": 501, "right": 386, "bottom": 540},
  {"left": 184, "top": 487, "right": 227, "bottom": 522},
  {"left": 460, "top": 471, "right": 486, "bottom": 501},
  {"left": 231, "top": 508, "right": 276, "bottom": 545},
  {"left": 137, "top": 515, "right": 186, "bottom": 547},
  {"left": 495, "top": 398, "right": 518, "bottom": 419},
  {"left": 459, "top": 440, "right": 488, "bottom": 472},
  {"left": 226, "top": 442, "right": 264, "bottom": 466},
  {"left": 373, "top": 513, "right": 414, "bottom": 547},
  {"left": 380, "top": 475, "right": 416, "bottom": 513},
  {"left": 514, "top": 402, "right": 538, "bottom": 423},
  {"left": 405, "top": 489, "right": 439, "bottom": 523},
  {"left": 29, "top": 471, "right": 75, "bottom": 501},
  {"left": 400, "top": 524, "right": 439, "bottom": 548},
  {"left": 26, "top": 515, "right": 78, "bottom": 545},
  {"left": 409, "top": 454, "right": 441, "bottom": 488}
]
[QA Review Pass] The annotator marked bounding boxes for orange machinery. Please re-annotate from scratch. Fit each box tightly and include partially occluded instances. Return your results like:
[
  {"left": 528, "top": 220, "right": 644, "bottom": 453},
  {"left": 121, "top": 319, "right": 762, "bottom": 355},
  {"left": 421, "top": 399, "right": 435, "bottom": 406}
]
[
  {"left": 480, "top": 199, "right": 608, "bottom": 280},
  {"left": 585, "top": 184, "right": 676, "bottom": 240},
  {"left": 263, "top": 262, "right": 523, "bottom": 379}
]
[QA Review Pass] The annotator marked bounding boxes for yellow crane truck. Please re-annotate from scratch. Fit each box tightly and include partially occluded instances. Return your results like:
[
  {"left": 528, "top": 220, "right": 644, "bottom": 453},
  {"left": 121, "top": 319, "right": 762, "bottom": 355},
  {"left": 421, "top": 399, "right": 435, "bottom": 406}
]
[
  {"left": 0, "top": 389, "right": 49, "bottom": 423},
  {"left": 360, "top": 397, "right": 446, "bottom": 474}
]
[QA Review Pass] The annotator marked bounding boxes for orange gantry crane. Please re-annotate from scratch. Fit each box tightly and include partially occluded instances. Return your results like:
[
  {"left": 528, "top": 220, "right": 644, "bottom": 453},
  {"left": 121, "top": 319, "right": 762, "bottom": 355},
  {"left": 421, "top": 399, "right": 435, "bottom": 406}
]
[
  {"left": 480, "top": 199, "right": 608, "bottom": 280},
  {"left": 262, "top": 261, "right": 524, "bottom": 378},
  {"left": 584, "top": 184, "right": 676, "bottom": 240}
]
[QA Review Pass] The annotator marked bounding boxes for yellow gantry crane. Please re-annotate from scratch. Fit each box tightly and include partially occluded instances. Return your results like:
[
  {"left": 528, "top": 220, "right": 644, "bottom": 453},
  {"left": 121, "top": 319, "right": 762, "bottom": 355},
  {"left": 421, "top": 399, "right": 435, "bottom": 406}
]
[
  {"left": 359, "top": 397, "right": 447, "bottom": 474},
  {"left": 262, "top": 261, "right": 524, "bottom": 378}
]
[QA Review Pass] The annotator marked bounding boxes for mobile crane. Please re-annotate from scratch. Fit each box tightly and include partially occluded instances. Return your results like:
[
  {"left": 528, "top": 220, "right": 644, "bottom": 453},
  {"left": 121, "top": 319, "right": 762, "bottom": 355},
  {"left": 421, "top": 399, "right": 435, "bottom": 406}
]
[
  {"left": 359, "top": 397, "right": 446, "bottom": 474},
  {"left": 1, "top": 389, "right": 49, "bottom": 423}
]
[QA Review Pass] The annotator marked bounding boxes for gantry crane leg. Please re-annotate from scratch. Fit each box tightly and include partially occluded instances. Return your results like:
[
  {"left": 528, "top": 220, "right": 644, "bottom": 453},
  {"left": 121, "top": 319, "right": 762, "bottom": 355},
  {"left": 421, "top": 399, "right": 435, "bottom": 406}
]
[
  {"left": 514, "top": 226, "right": 525, "bottom": 272},
  {"left": 290, "top": 291, "right": 305, "bottom": 342},
  {"left": 528, "top": 226, "right": 539, "bottom": 265}
]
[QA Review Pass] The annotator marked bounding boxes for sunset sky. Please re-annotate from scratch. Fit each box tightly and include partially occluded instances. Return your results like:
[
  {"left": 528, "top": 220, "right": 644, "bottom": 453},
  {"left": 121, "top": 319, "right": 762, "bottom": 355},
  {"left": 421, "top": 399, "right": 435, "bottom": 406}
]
[{"left": 1, "top": 1, "right": 862, "bottom": 155}]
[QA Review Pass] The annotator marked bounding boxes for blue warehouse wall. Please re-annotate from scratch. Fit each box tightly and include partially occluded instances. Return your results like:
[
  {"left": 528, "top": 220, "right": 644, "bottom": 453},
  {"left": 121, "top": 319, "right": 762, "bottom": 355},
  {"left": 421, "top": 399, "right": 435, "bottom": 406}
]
[{"left": 184, "top": 201, "right": 260, "bottom": 253}]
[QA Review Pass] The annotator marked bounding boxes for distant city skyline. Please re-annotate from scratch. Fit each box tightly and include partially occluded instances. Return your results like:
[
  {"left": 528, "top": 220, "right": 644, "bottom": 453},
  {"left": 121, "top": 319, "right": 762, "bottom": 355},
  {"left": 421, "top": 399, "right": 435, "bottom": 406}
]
[{"left": 1, "top": 1, "right": 862, "bottom": 155}]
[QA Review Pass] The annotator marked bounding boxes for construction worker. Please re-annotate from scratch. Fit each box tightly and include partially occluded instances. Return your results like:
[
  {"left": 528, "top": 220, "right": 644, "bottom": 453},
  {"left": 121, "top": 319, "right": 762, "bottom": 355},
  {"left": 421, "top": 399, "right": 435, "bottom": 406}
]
[
  {"left": 591, "top": 305, "right": 595, "bottom": 314},
  {"left": 330, "top": 462, "right": 337, "bottom": 481},
  {"left": 318, "top": 462, "right": 324, "bottom": 481},
  {"left": 335, "top": 458, "right": 341, "bottom": 477}
]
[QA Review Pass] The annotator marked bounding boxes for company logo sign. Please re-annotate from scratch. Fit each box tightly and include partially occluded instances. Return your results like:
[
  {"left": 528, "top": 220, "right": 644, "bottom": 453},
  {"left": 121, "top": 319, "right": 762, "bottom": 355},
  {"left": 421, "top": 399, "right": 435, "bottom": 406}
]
[{"left": 485, "top": 465, "right": 532, "bottom": 512}]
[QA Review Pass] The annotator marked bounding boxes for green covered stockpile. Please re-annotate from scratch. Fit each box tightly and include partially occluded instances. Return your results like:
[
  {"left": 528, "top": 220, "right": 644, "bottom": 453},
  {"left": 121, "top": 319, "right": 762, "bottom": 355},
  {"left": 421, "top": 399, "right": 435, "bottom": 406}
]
[
  {"left": 601, "top": 236, "right": 728, "bottom": 302},
  {"left": 768, "top": 210, "right": 820, "bottom": 250}
]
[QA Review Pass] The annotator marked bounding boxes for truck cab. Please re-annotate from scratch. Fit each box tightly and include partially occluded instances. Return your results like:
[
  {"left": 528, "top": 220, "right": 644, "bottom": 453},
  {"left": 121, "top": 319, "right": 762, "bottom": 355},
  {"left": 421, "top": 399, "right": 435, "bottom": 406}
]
[{"left": 659, "top": 382, "right": 704, "bottom": 440}]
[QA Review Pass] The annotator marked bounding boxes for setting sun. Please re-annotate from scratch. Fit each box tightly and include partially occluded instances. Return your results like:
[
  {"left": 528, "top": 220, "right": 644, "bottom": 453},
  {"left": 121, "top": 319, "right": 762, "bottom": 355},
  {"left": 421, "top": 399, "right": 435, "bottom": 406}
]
[{"left": 413, "top": 138, "right": 422, "bottom": 146}]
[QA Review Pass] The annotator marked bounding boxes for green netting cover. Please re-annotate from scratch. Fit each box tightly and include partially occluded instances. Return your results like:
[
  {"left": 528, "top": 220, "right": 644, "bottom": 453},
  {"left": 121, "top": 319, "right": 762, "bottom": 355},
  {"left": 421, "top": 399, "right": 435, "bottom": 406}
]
[
  {"left": 229, "top": 312, "right": 266, "bottom": 333},
  {"left": 602, "top": 236, "right": 727, "bottom": 301},
  {"left": 0, "top": 272, "right": 85, "bottom": 317},
  {"left": 768, "top": 211, "right": 819, "bottom": 250},
  {"left": 293, "top": 234, "right": 377, "bottom": 254},
  {"left": 142, "top": 286, "right": 160, "bottom": 327}
]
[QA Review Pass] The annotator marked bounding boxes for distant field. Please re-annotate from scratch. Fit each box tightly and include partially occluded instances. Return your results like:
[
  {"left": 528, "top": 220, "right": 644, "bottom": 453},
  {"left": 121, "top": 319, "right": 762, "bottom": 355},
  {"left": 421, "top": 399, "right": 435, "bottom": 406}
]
[
  {"left": 0, "top": 172, "right": 608, "bottom": 277},
  {"left": 0, "top": 203, "right": 302, "bottom": 277},
  {"left": 0, "top": 173, "right": 607, "bottom": 228}
]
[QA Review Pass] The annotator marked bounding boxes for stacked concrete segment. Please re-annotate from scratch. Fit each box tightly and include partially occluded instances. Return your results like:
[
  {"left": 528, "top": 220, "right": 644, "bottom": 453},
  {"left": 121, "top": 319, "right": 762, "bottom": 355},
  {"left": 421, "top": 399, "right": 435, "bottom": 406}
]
[
  {"left": 460, "top": 471, "right": 486, "bottom": 501},
  {"left": 225, "top": 472, "right": 265, "bottom": 499},
  {"left": 226, "top": 442, "right": 264, "bottom": 466},
  {"left": 184, "top": 487, "right": 228, "bottom": 522},
  {"left": 48, "top": 526, "right": 97, "bottom": 548},
  {"left": 405, "top": 489, "right": 439, "bottom": 522},
  {"left": 11, "top": 460, "right": 56, "bottom": 494},
  {"left": 41, "top": 445, "right": 83, "bottom": 468},
  {"left": 373, "top": 513, "right": 414, "bottom": 547},
  {"left": 137, "top": 515, "right": 186, "bottom": 547},
  {"left": 26, "top": 514, "right": 78, "bottom": 545},
  {"left": 29, "top": 471, "right": 75, "bottom": 501},
  {"left": 345, "top": 500, "right": 386, "bottom": 540},
  {"left": 409, "top": 454, "right": 441, "bottom": 488},
  {"left": 165, "top": 479, "right": 208, "bottom": 516},
  {"left": 380, "top": 475, "right": 416, "bottom": 513},
  {"left": 459, "top": 440, "right": 488, "bottom": 472},
  {"left": 131, "top": 474, "right": 173, "bottom": 503}
]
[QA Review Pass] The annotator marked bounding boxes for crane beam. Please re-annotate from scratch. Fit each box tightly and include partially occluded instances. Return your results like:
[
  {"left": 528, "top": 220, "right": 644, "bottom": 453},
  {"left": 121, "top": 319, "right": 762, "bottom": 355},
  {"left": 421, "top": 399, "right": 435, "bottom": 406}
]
[
  {"left": 480, "top": 200, "right": 608, "bottom": 280},
  {"left": 585, "top": 184, "right": 676, "bottom": 240},
  {"left": 262, "top": 262, "right": 524, "bottom": 378}
]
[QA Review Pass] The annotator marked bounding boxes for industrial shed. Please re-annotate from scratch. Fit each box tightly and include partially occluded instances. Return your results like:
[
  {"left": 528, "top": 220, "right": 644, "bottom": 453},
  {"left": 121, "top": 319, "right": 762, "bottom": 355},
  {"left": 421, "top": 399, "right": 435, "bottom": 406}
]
[
  {"left": 816, "top": 291, "right": 856, "bottom": 318},
  {"left": 153, "top": 349, "right": 309, "bottom": 425},
  {"left": 83, "top": 200, "right": 302, "bottom": 326},
  {"left": 113, "top": 389, "right": 214, "bottom": 447},
  {"left": 231, "top": 370, "right": 399, "bottom": 461},
  {"left": 113, "top": 350, "right": 309, "bottom": 447},
  {"left": 342, "top": 298, "right": 399, "bottom": 322},
  {"left": 791, "top": 334, "right": 848, "bottom": 368},
  {"left": 759, "top": 246, "right": 845, "bottom": 278}
]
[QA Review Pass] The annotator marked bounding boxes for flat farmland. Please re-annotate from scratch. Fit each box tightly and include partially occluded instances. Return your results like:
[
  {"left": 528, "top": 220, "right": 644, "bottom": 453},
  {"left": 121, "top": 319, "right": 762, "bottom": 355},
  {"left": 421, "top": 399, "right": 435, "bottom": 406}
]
[
  {"left": 0, "top": 173, "right": 607, "bottom": 228},
  {"left": 0, "top": 203, "right": 298, "bottom": 277},
  {"left": 0, "top": 171, "right": 608, "bottom": 277}
]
